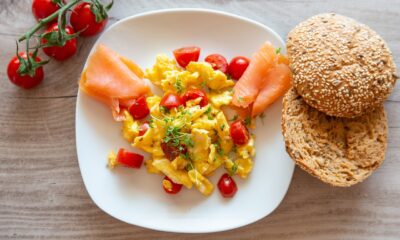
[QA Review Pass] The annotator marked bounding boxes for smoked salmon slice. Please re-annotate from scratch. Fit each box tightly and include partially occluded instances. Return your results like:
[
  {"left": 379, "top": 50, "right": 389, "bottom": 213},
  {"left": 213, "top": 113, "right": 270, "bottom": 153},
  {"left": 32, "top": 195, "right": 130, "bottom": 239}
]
[
  {"left": 232, "top": 42, "right": 276, "bottom": 108},
  {"left": 252, "top": 64, "right": 292, "bottom": 117},
  {"left": 79, "top": 44, "right": 150, "bottom": 120}
]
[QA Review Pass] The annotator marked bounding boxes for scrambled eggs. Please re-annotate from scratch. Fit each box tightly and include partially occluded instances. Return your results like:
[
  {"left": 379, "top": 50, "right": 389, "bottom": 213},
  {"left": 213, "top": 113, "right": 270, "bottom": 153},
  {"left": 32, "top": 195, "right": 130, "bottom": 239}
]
[{"left": 120, "top": 55, "right": 255, "bottom": 196}]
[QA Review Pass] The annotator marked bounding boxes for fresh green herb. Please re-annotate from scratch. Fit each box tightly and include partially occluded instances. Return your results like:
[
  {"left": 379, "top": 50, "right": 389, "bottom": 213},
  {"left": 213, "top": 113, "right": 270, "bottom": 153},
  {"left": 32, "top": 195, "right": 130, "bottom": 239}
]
[
  {"left": 204, "top": 106, "right": 212, "bottom": 114},
  {"left": 180, "top": 151, "right": 191, "bottom": 160},
  {"left": 220, "top": 124, "right": 225, "bottom": 131},
  {"left": 244, "top": 116, "right": 251, "bottom": 126},
  {"left": 231, "top": 162, "right": 238, "bottom": 175},
  {"left": 238, "top": 96, "right": 244, "bottom": 102},
  {"left": 201, "top": 80, "right": 207, "bottom": 88},
  {"left": 164, "top": 125, "right": 194, "bottom": 149},
  {"left": 186, "top": 162, "right": 194, "bottom": 171},
  {"left": 174, "top": 75, "right": 184, "bottom": 94},
  {"left": 275, "top": 47, "right": 281, "bottom": 54},
  {"left": 215, "top": 140, "right": 224, "bottom": 156},
  {"left": 160, "top": 106, "right": 169, "bottom": 114},
  {"left": 230, "top": 115, "right": 239, "bottom": 121},
  {"left": 183, "top": 134, "right": 194, "bottom": 148},
  {"left": 217, "top": 147, "right": 224, "bottom": 156},
  {"left": 204, "top": 106, "right": 213, "bottom": 120},
  {"left": 148, "top": 118, "right": 154, "bottom": 128}
]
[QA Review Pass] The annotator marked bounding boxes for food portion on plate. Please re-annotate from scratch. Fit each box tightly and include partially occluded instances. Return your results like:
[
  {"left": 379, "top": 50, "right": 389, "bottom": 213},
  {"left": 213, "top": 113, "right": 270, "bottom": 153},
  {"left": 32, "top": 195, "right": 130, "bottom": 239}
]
[
  {"left": 79, "top": 42, "right": 291, "bottom": 197},
  {"left": 282, "top": 13, "right": 397, "bottom": 186}
]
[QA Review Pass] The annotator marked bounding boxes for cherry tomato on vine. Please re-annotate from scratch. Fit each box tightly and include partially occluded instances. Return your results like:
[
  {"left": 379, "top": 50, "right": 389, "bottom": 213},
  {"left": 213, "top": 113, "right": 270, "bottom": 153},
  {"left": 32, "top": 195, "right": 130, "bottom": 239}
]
[
  {"left": 7, "top": 53, "right": 44, "bottom": 89},
  {"left": 173, "top": 46, "right": 200, "bottom": 68},
  {"left": 70, "top": 2, "right": 109, "bottom": 37},
  {"left": 205, "top": 54, "right": 228, "bottom": 74},
  {"left": 228, "top": 56, "right": 250, "bottom": 80},
  {"left": 42, "top": 23, "right": 77, "bottom": 61},
  {"left": 32, "top": 0, "right": 64, "bottom": 22},
  {"left": 217, "top": 173, "right": 238, "bottom": 198},
  {"left": 162, "top": 176, "right": 183, "bottom": 194},
  {"left": 230, "top": 120, "right": 250, "bottom": 145}
]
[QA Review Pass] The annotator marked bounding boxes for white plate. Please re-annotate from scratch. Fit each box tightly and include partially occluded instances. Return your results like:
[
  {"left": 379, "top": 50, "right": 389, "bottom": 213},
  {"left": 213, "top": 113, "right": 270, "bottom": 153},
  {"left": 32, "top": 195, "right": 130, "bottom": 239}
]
[{"left": 76, "top": 9, "right": 294, "bottom": 233}]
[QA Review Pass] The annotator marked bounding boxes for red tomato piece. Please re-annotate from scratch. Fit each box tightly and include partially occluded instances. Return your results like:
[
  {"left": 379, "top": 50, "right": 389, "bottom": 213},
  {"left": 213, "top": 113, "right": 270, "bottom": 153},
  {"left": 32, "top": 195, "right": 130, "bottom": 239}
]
[
  {"left": 173, "top": 46, "right": 200, "bottom": 68},
  {"left": 42, "top": 23, "right": 77, "bottom": 61},
  {"left": 182, "top": 89, "right": 208, "bottom": 107},
  {"left": 70, "top": 2, "right": 108, "bottom": 37},
  {"left": 32, "top": 0, "right": 64, "bottom": 22},
  {"left": 7, "top": 53, "right": 44, "bottom": 89},
  {"left": 116, "top": 148, "right": 144, "bottom": 168},
  {"left": 205, "top": 54, "right": 228, "bottom": 74},
  {"left": 162, "top": 176, "right": 182, "bottom": 194},
  {"left": 228, "top": 56, "right": 250, "bottom": 80},
  {"left": 160, "top": 93, "right": 183, "bottom": 110},
  {"left": 138, "top": 122, "right": 150, "bottom": 136},
  {"left": 161, "top": 142, "right": 187, "bottom": 161},
  {"left": 230, "top": 120, "right": 250, "bottom": 145},
  {"left": 217, "top": 173, "right": 238, "bottom": 198},
  {"left": 129, "top": 95, "right": 149, "bottom": 120}
]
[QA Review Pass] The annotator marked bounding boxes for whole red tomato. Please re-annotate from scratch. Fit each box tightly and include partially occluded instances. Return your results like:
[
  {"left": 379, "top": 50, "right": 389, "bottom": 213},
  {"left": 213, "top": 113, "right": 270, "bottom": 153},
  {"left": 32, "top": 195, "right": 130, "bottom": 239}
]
[
  {"left": 70, "top": 2, "right": 108, "bottom": 37},
  {"left": 42, "top": 23, "right": 77, "bottom": 61},
  {"left": 228, "top": 56, "right": 250, "bottom": 80},
  {"left": 217, "top": 173, "right": 238, "bottom": 198},
  {"left": 7, "top": 53, "right": 44, "bottom": 89},
  {"left": 32, "top": 0, "right": 64, "bottom": 21}
]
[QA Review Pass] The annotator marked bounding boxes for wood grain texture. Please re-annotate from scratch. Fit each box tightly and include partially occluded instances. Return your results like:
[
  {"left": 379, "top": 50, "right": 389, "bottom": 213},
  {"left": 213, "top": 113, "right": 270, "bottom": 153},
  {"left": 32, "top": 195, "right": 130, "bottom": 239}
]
[{"left": 0, "top": 0, "right": 399, "bottom": 239}]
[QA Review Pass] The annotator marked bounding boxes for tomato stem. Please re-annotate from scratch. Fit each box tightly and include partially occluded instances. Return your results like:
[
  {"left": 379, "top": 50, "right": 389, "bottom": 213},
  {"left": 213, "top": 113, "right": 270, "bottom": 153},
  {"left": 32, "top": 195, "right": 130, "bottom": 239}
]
[{"left": 18, "top": 0, "right": 81, "bottom": 42}]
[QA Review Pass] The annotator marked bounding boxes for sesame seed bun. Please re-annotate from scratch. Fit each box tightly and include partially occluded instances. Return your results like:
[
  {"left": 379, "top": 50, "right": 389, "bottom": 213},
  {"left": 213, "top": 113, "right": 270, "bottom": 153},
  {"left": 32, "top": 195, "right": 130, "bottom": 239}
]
[
  {"left": 282, "top": 88, "right": 387, "bottom": 187},
  {"left": 287, "top": 13, "right": 397, "bottom": 118}
]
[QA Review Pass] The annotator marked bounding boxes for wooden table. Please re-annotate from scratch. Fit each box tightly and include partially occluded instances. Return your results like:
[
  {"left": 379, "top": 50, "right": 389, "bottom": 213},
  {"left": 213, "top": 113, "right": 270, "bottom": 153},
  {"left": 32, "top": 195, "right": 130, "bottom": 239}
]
[{"left": 1, "top": 0, "right": 399, "bottom": 239}]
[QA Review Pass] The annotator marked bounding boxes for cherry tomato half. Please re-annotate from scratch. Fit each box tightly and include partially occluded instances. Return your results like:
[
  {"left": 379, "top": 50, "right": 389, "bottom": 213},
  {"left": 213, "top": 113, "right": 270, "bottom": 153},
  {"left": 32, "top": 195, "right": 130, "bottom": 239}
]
[
  {"left": 230, "top": 120, "right": 249, "bottom": 145},
  {"left": 161, "top": 142, "right": 187, "bottom": 161},
  {"left": 205, "top": 54, "right": 228, "bottom": 74},
  {"left": 162, "top": 176, "right": 182, "bottom": 194},
  {"left": 228, "top": 56, "right": 250, "bottom": 80},
  {"left": 182, "top": 89, "right": 208, "bottom": 107},
  {"left": 217, "top": 173, "right": 238, "bottom": 198},
  {"left": 138, "top": 122, "right": 150, "bottom": 136},
  {"left": 32, "top": 0, "right": 64, "bottom": 22},
  {"left": 7, "top": 53, "right": 44, "bottom": 89},
  {"left": 42, "top": 23, "right": 77, "bottom": 61},
  {"left": 173, "top": 46, "right": 200, "bottom": 68},
  {"left": 129, "top": 95, "right": 149, "bottom": 120},
  {"left": 70, "top": 2, "right": 108, "bottom": 37},
  {"left": 116, "top": 148, "right": 144, "bottom": 168},
  {"left": 160, "top": 93, "right": 183, "bottom": 110}
]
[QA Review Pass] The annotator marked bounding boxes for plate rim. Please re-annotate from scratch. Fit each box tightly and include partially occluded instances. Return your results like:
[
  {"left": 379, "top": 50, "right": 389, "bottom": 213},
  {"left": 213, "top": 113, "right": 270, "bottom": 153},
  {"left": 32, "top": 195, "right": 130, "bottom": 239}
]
[{"left": 75, "top": 7, "right": 294, "bottom": 233}]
